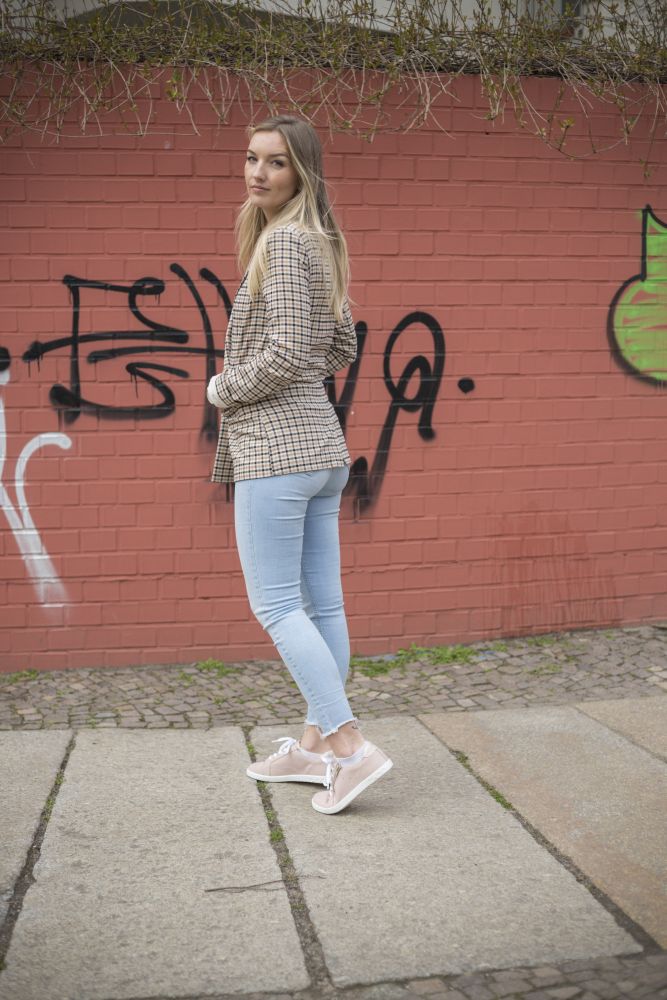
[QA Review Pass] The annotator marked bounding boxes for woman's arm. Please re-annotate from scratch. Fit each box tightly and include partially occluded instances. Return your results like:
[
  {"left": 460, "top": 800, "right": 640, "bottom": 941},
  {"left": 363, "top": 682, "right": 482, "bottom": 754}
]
[{"left": 207, "top": 226, "right": 312, "bottom": 411}]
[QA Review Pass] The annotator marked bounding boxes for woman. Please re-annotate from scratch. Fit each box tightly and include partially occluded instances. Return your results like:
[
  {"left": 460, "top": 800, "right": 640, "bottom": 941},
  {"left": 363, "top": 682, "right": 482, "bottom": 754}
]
[{"left": 207, "top": 115, "right": 393, "bottom": 815}]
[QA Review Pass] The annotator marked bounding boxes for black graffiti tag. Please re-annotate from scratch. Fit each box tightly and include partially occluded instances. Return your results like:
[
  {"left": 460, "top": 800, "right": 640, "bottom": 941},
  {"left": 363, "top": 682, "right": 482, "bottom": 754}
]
[
  {"left": 341, "top": 311, "right": 445, "bottom": 514},
  {"left": 22, "top": 267, "right": 229, "bottom": 439}
]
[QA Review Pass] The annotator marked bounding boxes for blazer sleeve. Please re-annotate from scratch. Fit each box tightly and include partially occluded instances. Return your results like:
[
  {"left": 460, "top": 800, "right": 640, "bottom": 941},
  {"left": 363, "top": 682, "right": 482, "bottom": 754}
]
[
  {"left": 324, "top": 296, "right": 357, "bottom": 375},
  {"left": 208, "top": 227, "right": 312, "bottom": 410}
]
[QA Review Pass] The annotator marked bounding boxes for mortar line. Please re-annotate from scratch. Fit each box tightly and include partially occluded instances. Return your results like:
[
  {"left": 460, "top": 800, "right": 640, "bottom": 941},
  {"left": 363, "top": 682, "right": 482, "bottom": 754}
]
[
  {"left": 414, "top": 714, "right": 661, "bottom": 953},
  {"left": 241, "top": 725, "right": 336, "bottom": 997},
  {"left": 0, "top": 730, "right": 77, "bottom": 972}
]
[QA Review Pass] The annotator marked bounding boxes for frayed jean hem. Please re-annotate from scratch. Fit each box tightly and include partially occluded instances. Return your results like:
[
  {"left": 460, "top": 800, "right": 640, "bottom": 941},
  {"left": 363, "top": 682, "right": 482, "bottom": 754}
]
[{"left": 317, "top": 715, "right": 359, "bottom": 739}]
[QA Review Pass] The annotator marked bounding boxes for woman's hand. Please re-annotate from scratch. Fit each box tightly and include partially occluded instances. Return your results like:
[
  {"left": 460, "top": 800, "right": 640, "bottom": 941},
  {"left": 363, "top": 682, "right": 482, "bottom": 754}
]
[{"left": 207, "top": 372, "right": 230, "bottom": 410}]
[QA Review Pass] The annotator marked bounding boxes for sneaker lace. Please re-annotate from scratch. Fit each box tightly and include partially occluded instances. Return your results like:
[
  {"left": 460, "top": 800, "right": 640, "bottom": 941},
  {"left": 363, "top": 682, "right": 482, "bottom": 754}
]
[{"left": 267, "top": 736, "right": 298, "bottom": 760}]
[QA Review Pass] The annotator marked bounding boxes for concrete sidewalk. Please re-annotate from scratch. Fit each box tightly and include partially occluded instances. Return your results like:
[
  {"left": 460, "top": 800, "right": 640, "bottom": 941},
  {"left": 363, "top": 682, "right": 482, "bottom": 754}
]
[{"left": 1, "top": 696, "right": 665, "bottom": 1000}]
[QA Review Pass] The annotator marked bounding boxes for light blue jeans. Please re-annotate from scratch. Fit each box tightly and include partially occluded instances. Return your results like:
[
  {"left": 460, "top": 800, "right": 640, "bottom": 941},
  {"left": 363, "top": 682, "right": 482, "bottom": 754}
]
[{"left": 233, "top": 465, "right": 357, "bottom": 737}]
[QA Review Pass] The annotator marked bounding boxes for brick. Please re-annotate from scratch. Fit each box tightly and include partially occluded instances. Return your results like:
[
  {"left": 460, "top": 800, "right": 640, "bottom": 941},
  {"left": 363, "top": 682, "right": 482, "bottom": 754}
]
[
  {"left": 0, "top": 178, "right": 26, "bottom": 201},
  {"left": 143, "top": 231, "right": 181, "bottom": 254},
  {"left": 9, "top": 205, "right": 47, "bottom": 228},
  {"left": 400, "top": 184, "right": 434, "bottom": 206},
  {"left": 364, "top": 182, "right": 400, "bottom": 204},
  {"left": 2, "top": 232, "right": 31, "bottom": 254},
  {"left": 344, "top": 155, "right": 380, "bottom": 178},
  {"left": 63, "top": 605, "right": 103, "bottom": 627},
  {"left": 400, "top": 232, "right": 434, "bottom": 255},
  {"left": 416, "top": 158, "right": 450, "bottom": 181},
  {"left": 345, "top": 207, "right": 381, "bottom": 230},
  {"left": 10, "top": 256, "right": 51, "bottom": 282},
  {"left": 0, "top": 150, "right": 41, "bottom": 174},
  {"left": 369, "top": 614, "right": 405, "bottom": 637},
  {"left": 77, "top": 153, "right": 116, "bottom": 175},
  {"left": 192, "top": 152, "right": 232, "bottom": 176},
  {"left": 137, "top": 177, "right": 178, "bottom": 203},
  {"left": 177, "top": 178, "right": 214, "bottom": 202},
  {"left": 155, "top": 153, "right": 193, "bottom": 175},
  {"left": 86, "top": 206, "right": 123, "bottom": 229},
  {"left": 122, "top": 205, "right": 160, "bottom": 229},
  {"left": 159, "top": 576, "right": 197, "bottom": 600},
  {"left": 116, "top": 153, "right": 155, "bottom": 175}
]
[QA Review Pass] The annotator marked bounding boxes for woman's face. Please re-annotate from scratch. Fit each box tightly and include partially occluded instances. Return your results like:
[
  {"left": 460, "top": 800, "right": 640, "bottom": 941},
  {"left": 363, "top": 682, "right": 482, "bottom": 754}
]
[{"left": 245, "top": 130, "right": 299, "bottom": 220}]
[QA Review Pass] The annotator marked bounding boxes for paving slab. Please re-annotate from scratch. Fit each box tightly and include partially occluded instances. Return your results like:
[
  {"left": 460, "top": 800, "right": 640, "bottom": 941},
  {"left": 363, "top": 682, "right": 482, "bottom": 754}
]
[
  {"left": 0, "top": 731, "right": 71, "bottom": 922},
  {"left": 421, "top": 703, "right": 667, "bottom": 949},
  {"left": 0, "top": 728, "right": 309, "bottom": 1000},
  {"left": 254, "top": 717, "right": 640, "bottom": 988},
  {"left": 574, "top": 694, "right": 667, "bottom": 760}
]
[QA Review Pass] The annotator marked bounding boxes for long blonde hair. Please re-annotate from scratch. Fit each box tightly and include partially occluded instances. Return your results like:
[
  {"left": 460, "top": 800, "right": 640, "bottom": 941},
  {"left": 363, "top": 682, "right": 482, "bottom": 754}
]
[{"left": 235, "top": 115, "right": 350, "bottom": 323}]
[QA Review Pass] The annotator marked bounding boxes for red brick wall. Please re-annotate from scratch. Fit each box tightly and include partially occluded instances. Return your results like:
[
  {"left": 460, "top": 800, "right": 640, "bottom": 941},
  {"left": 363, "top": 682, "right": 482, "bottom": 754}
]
[{"left": 1, "top": 76, "right": 666, "bottom": 671}]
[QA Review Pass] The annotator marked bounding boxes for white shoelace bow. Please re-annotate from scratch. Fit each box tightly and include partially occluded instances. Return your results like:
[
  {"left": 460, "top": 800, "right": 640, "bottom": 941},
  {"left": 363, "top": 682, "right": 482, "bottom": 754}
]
[{"left": 267, "top": 736, "right": 299, "bottom": 759}]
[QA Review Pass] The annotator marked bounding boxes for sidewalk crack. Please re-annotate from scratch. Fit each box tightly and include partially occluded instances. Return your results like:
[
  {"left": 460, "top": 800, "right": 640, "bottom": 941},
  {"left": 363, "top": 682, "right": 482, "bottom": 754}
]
[
  {"left": 0, "top": 730, "right": 77, "bottom": 973},
  {"left": 417, "top": 715, "right": 661, "bottom": 953},
  {"left": 241, "top": 725, "right": 337, "bottom": 997}
]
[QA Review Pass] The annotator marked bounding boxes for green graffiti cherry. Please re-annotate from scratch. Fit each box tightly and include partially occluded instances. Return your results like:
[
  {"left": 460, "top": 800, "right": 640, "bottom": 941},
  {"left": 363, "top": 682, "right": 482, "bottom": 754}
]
[{"left": 609, "top": 205, "right": 667, "bottom": 384}]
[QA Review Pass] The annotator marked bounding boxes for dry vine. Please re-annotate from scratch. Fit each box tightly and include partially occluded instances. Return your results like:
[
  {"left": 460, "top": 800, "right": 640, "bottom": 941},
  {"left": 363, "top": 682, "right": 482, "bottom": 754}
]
[{"left": 0, "top": 0, "right": 665, "bottom": 165}]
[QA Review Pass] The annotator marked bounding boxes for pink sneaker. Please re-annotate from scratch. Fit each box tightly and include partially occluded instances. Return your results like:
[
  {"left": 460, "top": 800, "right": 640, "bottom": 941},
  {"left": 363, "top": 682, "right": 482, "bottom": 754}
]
[
  {"left": 311, "top": 741, "right": 393, "bottom": 814},
  {"left": 246, "top": 736, "right": 330, "bottom": 784}
]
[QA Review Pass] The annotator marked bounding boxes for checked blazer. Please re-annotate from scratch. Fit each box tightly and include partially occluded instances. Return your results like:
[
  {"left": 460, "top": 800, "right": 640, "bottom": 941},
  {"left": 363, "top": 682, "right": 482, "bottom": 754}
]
[{"left": 208, "top": 222, "right": 358, "bottom": 484}]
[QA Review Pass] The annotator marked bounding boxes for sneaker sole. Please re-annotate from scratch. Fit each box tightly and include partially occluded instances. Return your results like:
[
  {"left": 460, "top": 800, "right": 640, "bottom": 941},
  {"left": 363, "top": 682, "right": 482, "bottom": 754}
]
[
  {"left": 246, "top": 767, "right": 326, "bottom": 784},
  {"left": 311, "top": 758, "right": 393, "bottom": 814}
]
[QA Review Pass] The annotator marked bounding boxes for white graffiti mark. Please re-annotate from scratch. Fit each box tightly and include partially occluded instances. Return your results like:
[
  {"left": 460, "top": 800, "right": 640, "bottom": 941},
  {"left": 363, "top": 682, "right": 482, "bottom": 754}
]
[{"left": 1, "top": 362, "right": 72, "bottom": 606}]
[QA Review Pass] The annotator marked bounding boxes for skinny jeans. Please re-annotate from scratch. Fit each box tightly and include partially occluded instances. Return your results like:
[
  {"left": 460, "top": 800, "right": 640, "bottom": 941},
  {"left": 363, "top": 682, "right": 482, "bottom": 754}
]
[{"left": 233, "top": 465, "right": 356, "bottom": 737}]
